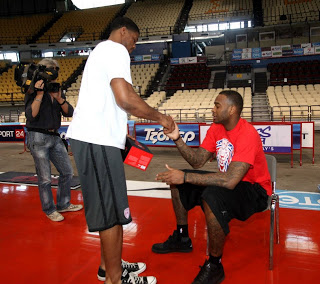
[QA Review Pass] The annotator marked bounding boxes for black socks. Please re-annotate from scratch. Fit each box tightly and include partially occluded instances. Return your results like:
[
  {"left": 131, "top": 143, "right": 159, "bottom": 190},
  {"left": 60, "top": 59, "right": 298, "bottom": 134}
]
[
  {"left": 209, "top": 254, "right": 222, "bottom": 266},
  {"left": 177, "top": 224, "right": 189, "bottom": 238}
]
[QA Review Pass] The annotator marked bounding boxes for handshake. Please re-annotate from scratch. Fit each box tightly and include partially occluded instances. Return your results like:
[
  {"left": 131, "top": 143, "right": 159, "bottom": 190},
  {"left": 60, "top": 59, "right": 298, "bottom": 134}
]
[{"left": 159, "top": 114, "right": 180, "bottom": 142}]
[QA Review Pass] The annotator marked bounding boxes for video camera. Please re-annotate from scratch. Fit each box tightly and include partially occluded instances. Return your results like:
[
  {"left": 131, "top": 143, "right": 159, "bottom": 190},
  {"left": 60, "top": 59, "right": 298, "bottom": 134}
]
[{"left": 14, "top": 62, "right": 60, "bottom": 94}]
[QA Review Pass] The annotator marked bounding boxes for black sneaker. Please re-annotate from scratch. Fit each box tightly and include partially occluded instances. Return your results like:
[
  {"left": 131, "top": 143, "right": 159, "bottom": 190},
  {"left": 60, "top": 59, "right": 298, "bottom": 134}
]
[
  {"left": 192, "top": 259, "right": 225, "bottom": 284},
  {"left": 151, "top": 230, "right": 192, "bottom": 254},
  {"left": 121, "top": 269, "right": 157, "bottom": 284},
  {"left": 97, "top": 259, "right": 147, "bottom": 281}
]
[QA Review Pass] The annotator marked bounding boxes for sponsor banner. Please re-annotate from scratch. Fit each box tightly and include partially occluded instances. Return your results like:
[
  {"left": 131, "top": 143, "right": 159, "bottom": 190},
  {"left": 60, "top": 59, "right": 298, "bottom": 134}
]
[
  {"left": 0, "top": 125, "right": 25, "bottom": 142},
  {"left": 262, "top": 50, "right": 272, "bottom": 57},
  {"left": 304, "top": 47, "right": 315, "bottom": 55},
  {"left": 233, "top": 49, "right": 242, "bottom": 54},
  {"left": 134, "top": 55, "right": 143, "bottom": 62},
  {"left": 179, "top": 57, "right": 197, "bottom": 64},
  {"left": 241, "top": 52, "right": 251, "bottom": 59},
  {"left": 301, "top": 43, "right": 312, "bottom": 48},
  {"left": 252, "top": 48, "right": 261, "bottom": 53},
  {"left": 261, "top": 46, "right": 271, "bottom": 51},
  {"left": 271, "top": 46, "right": 281, "bottom": 51},
  {"left": 292, "top": 44, "right": 301, "bottom": 49},
  {"left": 151, "top": 54, "right": 160, "bottom": 61},
  {"left": 143, "top": 55, "right": 152, "bottom": 61},
  {"left": 315, "top": 46, "right": 320, "bottom": 54},
  {"left": 281, "top": 45, "right": 291, "bottom": 50},
  {"left": 277, "top": 190, "right": 320, "bottom": 211},
  {"left": 282, "top": 49, "right": 294, "bottom": 56},
  {"left": 312, "top": 42, "right": 320, "bottom": 47},
  {"left": 242, "top": 48, "right": 252, "bottom": 53},
  {"left": 253, "top": 124, "right": 292, "bottom": 153},
  {"left": 272, "top": 50, "right": 282, "bottom": 57},
  {"left": 232, "top": 53, "right": 242, "bottom": 60},
  {"left": 200, "top": 123, "right": 292, "bottom": 154},
  {"left": 135, "top": 123, "right": 200, "bottom": 147},
  {"left": 252, "top": 52, "right": 262, "bottom": 58},
  {"left": 170, "top": 58, "right": 179, "bottom": 65},
  {"left": 301, "top": 122, "right": 314, "bottom": 148},
  {"left": 293, "top": 48, "right": 304, "bottom": 55}
]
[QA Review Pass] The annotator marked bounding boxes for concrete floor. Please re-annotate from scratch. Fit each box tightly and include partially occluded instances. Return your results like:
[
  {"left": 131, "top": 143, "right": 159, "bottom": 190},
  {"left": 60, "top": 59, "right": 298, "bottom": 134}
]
[{"left": 0, "top": 131, "right": 319, "bottom": 193}]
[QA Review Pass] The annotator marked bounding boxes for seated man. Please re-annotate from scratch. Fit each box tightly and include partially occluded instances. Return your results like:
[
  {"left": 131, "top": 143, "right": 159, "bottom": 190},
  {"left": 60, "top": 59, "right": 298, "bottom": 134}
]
[{"left": 153, "top": 90, "right": 271, "bottom": 284}]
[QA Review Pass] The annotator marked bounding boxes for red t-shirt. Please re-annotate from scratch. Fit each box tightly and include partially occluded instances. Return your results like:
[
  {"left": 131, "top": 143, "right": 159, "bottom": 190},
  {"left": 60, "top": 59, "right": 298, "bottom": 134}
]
[{"left": 201, "top": 118, "right": 271, "bottom": 195}]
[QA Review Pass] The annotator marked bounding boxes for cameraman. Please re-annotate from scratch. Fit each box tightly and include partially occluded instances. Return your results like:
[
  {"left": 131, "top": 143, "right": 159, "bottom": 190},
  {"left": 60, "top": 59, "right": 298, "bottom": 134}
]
[{"left": 24, "top": 58, "right": 83, "bottom": 222}]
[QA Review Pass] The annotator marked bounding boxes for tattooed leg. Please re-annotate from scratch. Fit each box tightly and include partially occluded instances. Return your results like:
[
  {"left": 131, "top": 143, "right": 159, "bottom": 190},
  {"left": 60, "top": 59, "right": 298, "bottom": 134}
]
[
  {"left": 171, "top": 185, "right": 188, "bottom": 224},
  {"left": 203, "top": 199, "right": 225, "bottom": 256}
]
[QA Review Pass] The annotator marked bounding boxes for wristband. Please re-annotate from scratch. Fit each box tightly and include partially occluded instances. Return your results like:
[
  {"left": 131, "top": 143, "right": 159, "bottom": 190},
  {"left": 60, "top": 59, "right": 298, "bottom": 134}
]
[
  {"left": 173, "top": 136, "right": 181, "bottom": 142},
  {"left": 34, "top": 99, "right": 42, "bottom": 103},
  {"left": 58, "top": 100, "right": 66, "bottom": 106}
]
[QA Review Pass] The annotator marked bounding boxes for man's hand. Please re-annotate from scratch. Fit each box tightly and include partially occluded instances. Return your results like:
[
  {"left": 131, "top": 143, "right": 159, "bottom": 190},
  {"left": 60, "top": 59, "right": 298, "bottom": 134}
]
[
  {"left": 49, "top": 88, "right": 62, "bottom": 101},
  {"left": 156, "top": 164, "right": 184, "bottom": 185},
  {"left": 165, "top": 121, "right": 180, "bottom": 141},
  {"left": 159, "top": 114, "right": 175, "bottom": 134}
]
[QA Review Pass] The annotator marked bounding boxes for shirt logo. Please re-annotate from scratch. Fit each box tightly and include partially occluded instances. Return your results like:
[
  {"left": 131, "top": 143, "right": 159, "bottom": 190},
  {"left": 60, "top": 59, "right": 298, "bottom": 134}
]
[
  {"left": 124, "top": 208, "right": 130, "bottom": 219},
  {"left": 216, "top": 138, "right": 234, "bottom": 172}
]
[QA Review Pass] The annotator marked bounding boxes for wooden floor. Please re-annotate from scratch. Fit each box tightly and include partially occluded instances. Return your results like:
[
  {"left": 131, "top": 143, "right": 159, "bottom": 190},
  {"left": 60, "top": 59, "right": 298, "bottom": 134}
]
[{"left": 0, "top": 182, "right": 320, "bottom": 284}]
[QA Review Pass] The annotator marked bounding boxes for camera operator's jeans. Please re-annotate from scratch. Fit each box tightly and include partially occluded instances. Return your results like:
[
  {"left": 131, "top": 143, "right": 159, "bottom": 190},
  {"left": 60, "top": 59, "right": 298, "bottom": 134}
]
[{"left": 27, "top": 131, "right": 73, "bottom": 215}]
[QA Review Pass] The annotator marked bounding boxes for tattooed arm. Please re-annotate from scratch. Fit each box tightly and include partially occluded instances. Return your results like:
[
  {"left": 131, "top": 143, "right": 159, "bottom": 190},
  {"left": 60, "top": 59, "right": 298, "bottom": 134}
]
[
  {"left": 156, "top": 161, "right": 250, "bottom": 190},
  {"left": 174, "top": 137, "right": 213, "bottom": 168},
  {"left": 185, "top": 161, "right": 250, "bottom": 189},
  {"left": 166, "top": 122, "right": 212, "bottom": 168}
]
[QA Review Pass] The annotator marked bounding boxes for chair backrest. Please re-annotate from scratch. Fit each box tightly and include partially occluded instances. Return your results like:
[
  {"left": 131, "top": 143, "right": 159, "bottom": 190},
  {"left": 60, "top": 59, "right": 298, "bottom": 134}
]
[{"left": 265, "top": 154, "right": 277, "bottom": 194}]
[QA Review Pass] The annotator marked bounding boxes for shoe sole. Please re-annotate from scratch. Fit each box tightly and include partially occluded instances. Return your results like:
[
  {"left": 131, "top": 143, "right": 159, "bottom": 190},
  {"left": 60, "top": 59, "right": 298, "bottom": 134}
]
[{"left": 151, "top": 247, "right": 193, "bottom": 254}]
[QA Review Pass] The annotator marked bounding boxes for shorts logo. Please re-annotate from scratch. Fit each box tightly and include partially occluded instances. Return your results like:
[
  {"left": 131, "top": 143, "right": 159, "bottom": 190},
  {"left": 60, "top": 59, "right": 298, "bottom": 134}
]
[
  {"left": 216, "top": 138, "right": 234, "bottom": 172},
  {"left": 124, "top": 207, "right": 130, "bottom": 219}
]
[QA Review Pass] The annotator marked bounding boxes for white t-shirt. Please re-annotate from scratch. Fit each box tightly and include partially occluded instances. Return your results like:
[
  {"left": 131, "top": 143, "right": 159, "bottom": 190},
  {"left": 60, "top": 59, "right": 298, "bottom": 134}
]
[{"left": 66, "top": 40, "right": 132, "bottom": 149}]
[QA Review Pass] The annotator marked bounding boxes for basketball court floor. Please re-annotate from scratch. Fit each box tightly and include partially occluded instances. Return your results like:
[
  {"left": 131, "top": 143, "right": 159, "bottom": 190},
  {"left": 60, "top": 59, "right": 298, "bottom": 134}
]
[{"left": 1, "top": 179, "right": 319, "bottom": 284}]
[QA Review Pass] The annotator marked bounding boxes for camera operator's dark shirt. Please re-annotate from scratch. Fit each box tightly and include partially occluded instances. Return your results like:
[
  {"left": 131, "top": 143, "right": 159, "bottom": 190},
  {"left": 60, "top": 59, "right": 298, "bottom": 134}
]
[{"left": 24, "top": 91, "right": 73, "bottom": 130}]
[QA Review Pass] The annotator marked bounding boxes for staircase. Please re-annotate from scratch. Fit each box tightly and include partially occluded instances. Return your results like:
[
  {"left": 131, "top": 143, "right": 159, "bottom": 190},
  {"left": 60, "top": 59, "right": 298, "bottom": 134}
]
[
  {"left": 212, "top": 72, "right": 226, "bottom": 88},
  {"left": 27, "top": 13, "right": 63, "bottom": 44},
  {"left": 252, "top": 93, "right": 271, "bottom": 121},
  {"left": 174, "top": 0, "right": 193, "bottom": 34},
  {"left": 254, "top": 72, "right": 268, "bottom": 93}
]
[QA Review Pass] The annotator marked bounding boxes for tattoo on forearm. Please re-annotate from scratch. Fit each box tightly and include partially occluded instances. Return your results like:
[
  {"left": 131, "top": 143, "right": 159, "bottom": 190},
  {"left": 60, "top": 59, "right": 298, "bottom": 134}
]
[
  {"left": 175, "top": 139, "right": 211, "bottom": 168},
  {"left": 186, "top": 161, "right": 250, "bottom": 189}
]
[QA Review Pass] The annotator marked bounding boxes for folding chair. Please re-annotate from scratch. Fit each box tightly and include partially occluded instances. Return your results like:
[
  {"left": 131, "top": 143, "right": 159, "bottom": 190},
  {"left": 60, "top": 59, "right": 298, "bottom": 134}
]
[
  {"left": 265, "top": 154, "right": 280, "bottom": 270},
  {"left": 205, "top": 155, "right": 280, "bottom": 271}
]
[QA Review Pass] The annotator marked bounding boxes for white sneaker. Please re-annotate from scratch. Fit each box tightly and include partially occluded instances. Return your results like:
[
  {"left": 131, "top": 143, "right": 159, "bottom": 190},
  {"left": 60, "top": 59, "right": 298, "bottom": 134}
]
[
  {"left": 122, "top": 269, "right": 157, "bottom": 284},
  {"left": 46, "top": 211, "right": 64, "bottom": 222},
  {"left": 97, "top": 259, "right": 147, "bottom": 281}
]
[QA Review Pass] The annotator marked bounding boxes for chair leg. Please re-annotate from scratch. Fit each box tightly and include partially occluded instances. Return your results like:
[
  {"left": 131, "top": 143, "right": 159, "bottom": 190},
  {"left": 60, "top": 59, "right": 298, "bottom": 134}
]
[
  {"left": 269, "top": 201, "right": 276, "bottom": 270},
  {"left": 275, "top": 195, "right": 280, "bottom": 244}
]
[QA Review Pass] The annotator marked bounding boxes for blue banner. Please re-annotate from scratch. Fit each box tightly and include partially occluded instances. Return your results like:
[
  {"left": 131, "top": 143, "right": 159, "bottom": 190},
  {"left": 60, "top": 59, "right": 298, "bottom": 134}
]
[
  {"left": 233, "top": 49, "right": 242, "bottom": 54},
  {"left": 252, "top": 48, "right": 261, "bottom": 53},
  {"left": 151, "top": 54, "right": 160, "bottom": 61},
  {"left": 135, "top": 123, "right": 200, "bottom": 146},
  {"left": 170, "top": 58, "right": 179, "bottom": 65},
  {"left": 252, "top": 52, "right": 262, "bottom": 58},
  {"left": 293, "top": 48, "right": 304, "bottom": 55},
  {"left": 232, "top": 53, "right": 242, "bottom": 60}
]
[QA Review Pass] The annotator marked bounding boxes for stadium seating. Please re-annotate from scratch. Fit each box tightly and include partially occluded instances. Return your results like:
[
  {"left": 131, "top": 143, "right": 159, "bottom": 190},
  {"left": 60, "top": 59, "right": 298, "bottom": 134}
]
[
  {"left": 37, "top": 5, "right": 121, "bottom": 43},
  {"left": 189, "top": 0, "right": 253, "bottom": 22},
  {"left": 124, "top": 0, "right": 185, "bottom": 36}
]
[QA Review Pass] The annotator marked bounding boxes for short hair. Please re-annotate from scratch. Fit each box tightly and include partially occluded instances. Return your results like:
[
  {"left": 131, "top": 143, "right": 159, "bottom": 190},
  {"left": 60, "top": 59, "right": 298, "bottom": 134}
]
[
  {"left": 219, "top": 90, "right": 243, "bottom": 114},
  {"left": 110, "top": 17, "right": 140, "bottom": 34},
  {"left": 38, "top": 58, "right": 59, "bottom": 69}
]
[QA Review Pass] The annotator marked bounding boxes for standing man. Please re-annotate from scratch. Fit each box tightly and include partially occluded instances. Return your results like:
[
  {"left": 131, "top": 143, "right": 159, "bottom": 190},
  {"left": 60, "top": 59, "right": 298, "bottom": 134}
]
[
  {"left": 154, "top": 90, "right": 271, "bottom": 284},
  {"left": 25, "top": 58, "right": 83, "bottom": 222},
  {"left": 67, "top": 17, "right": 174, "bottom": 284}
]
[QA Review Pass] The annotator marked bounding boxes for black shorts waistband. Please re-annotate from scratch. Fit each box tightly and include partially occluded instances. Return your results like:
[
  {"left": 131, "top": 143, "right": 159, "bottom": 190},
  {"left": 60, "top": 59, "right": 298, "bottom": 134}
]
[{"left": 27, "top": 127, "right": 60, "bottom": 136}]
